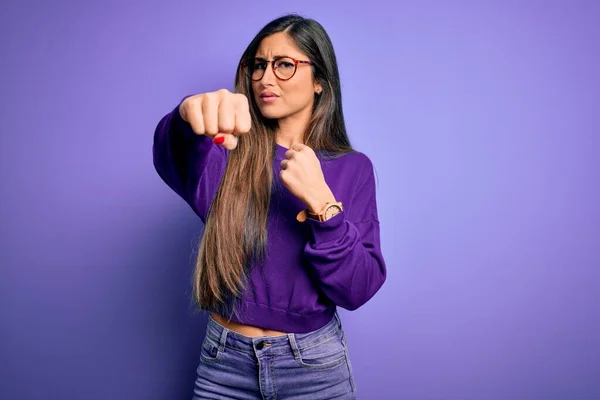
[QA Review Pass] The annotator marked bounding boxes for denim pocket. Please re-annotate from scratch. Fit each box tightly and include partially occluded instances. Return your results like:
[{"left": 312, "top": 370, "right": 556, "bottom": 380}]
[
  {"left": 199, "top": 335, "right": 223, "bottom": 363},
  {"left": 296, "top": 329, "right": 347, "bottom": 369}
]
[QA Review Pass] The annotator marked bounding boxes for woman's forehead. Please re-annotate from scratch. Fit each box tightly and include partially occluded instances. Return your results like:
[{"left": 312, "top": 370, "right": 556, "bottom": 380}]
[{"left": 255, "top": 32, "right": 304, "bottom": 59}]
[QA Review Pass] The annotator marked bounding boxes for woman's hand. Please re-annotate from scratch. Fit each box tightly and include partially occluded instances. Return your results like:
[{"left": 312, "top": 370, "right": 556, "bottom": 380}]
[
  {"left": 179, "top": 89, "right": 251, "bottom": 150},
  {"left": 280, "top": 143, "right": 337, "bottom": 213}
]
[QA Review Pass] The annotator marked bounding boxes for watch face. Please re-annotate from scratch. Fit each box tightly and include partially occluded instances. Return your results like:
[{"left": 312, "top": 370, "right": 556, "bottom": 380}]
[{"left": 325, "top": 204, "right": 343, "bottom": 219}]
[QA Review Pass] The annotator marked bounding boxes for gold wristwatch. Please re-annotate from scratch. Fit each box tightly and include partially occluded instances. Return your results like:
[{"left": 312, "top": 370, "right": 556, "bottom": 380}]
[{"left": 296, "top": 201, "right": 344, "bottom": 223}]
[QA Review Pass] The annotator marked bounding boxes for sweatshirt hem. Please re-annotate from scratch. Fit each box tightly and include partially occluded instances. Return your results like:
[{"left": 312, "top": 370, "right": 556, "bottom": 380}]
[{"left": 227, "top": 301, "right": 337, "bottom": 334}]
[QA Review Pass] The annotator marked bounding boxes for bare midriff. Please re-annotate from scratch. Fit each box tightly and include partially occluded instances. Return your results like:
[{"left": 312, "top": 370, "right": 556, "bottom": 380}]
[{"left": 211, "top": 313, "right": 287, "bottom": 337}]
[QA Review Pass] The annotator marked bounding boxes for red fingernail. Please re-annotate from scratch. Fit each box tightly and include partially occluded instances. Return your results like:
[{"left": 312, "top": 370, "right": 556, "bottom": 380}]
[{"left": 213, "top": 136, "right": 225, "bottom": 145}]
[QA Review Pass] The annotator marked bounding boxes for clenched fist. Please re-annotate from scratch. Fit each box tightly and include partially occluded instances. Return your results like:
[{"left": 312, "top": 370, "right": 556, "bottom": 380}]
[
  {"left": 280, "top": 143, "right": 337, "bottom": 213},
  {"left": 179, "top": 89, "right": 251, "bottom": 150}
]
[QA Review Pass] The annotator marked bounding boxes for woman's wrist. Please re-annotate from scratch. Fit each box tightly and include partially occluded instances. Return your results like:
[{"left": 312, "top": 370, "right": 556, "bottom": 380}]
[{"left": 304, "top": 187, "right": 337, "bottom": 214}]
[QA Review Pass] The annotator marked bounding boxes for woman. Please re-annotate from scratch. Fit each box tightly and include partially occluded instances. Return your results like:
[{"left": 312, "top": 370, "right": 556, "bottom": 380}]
[{"left": 153, "top": 13, "right": 387, "bottom": 399}]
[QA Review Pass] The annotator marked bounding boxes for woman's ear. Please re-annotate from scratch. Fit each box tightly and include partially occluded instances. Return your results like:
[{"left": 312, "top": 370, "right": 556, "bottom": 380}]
[{"left": 314, "top": 82, "right": 323, "bottom": 95}]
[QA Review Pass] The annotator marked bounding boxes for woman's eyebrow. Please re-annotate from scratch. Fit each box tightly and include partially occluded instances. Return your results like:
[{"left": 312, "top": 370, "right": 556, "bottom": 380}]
[{"left": 254, "top": 55, "right": 290, "bottom": 60}]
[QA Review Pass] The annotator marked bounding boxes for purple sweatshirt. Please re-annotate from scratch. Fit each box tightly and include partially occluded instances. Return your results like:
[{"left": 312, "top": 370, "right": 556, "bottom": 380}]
[{"left": 153, "top": 104, "right": 387, "bottom": 333}]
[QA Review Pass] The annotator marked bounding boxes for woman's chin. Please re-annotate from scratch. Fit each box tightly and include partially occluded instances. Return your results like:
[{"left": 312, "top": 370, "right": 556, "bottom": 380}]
[{"left": 258, "top": 107, "right": 286, "bottom": 120}]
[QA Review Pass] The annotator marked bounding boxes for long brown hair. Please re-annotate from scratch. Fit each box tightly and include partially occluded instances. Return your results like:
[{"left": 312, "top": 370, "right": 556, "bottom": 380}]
[{"left": 193, "top": 14, "right": 354, "bottom": 317}]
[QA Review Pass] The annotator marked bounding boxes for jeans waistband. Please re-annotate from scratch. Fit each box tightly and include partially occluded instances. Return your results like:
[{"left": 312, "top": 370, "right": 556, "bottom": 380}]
[{"left": 205, "top": 312, "right": 344, "bottom": 357}]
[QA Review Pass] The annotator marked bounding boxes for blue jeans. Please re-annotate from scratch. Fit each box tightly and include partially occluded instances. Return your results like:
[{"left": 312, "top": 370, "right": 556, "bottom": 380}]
[{"left": 193, "top": 313, "right": 356, "bottom": 399}]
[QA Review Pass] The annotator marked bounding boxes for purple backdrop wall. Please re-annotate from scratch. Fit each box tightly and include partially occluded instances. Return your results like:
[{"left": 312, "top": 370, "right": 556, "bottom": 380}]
[{"left": 1, "top": 1, "right": 599, "bottom": 399}]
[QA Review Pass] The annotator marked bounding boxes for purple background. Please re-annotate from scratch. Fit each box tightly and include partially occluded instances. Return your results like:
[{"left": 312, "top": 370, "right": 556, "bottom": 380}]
[{"left": 1, "top": 1, "right": 599, "bottom": 399}]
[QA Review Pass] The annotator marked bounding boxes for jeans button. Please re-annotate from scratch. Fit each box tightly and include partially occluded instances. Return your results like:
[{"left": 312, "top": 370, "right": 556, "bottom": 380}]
[{"left": 256, "top": 341, "right": 272, "bottom": 350}]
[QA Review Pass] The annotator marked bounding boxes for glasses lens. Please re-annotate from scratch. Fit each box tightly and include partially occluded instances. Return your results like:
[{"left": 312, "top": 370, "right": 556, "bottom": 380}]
[
  {"left": 248, "top": 59, "right": 266, "bottom": 81},
  {"left": 273, "top": 57, "right": 296, "bottom": 80},
  {"left": 246, "top": 58, "right": 297, "bottom": 81}
]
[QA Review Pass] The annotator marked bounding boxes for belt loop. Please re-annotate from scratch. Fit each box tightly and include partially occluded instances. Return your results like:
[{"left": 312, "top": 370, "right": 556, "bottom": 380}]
[
  {"left": 335, "top": 311, "right": 342, "bottom": 328},
  {"left": 335, "top": 312, "right": 347, "bottom": 347},
  {"left": 218, "top": 326, "right": 229, "bottom": 352},
  {"left": 287, "top": 333, "right": 301, "bottom": 360}
]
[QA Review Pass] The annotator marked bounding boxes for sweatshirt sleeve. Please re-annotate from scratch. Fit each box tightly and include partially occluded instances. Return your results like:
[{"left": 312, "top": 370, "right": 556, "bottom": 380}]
[
  {"left": 302, "top": 157, "right": 387, "bottom": 311},
  {"left": 152, "top": 103, "right": 228, "bottom": 222}
]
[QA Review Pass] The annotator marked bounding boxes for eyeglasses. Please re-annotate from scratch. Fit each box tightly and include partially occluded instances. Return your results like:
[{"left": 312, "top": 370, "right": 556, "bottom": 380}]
[{"left": 242, "top": 56, "right": 313, "bottom": 81}]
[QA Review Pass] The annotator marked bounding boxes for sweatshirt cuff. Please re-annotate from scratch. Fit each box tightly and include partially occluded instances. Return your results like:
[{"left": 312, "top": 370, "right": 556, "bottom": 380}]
[{"left": 305, "top": 210, "right": 348, "bottom": 244}]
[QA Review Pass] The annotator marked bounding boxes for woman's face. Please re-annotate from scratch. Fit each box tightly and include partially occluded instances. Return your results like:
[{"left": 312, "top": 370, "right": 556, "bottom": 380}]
[{"left": 251, "top": 32, "right": 322, "bottom": 121}]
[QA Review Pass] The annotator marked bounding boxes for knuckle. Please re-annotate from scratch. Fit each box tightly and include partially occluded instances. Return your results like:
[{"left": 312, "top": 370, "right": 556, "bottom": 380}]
[
  {"left": 235, "top": 125, "right": 249, "bottom": 135},
  {"left": 216, "top": 88, "right": 230, "bottom": 98},
  {"left": 204, "top": 122, "right": 217, "bottom": 135},
  {"left": 235, "top": 93, "right": 249, "bottom": 107},
  {"left": 236, "top": 118, "right": 251, "bottom": 134},
  {"left": 190, "top": 121, "right": 204, "bottom": 135},
  {"left": 182, "top": 97, "right": 196, "bottom": 114},
  {"left": 204, "top": 93, "right": 217, "bottom": 106},
  {"left": 219, "top": 120, "right": 234, "bottom": 133}
]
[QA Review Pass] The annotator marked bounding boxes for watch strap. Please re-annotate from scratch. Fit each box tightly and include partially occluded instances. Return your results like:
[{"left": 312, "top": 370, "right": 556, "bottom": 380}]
[{"left": 296, "top": 201, "right": 343, "bottom": 223}]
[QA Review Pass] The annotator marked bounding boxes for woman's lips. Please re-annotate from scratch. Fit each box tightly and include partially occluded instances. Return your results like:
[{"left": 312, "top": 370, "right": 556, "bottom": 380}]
[{"left": 260, "top": 92, "right": 279, "bottom": 103}]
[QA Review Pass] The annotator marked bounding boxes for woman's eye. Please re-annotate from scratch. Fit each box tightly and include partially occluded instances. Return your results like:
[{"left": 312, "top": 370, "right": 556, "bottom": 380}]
[
  {"left": 277, "top": 61, "right": 294, "bottom": 69},
  {"left": 253, "top": 62, "right": 266, "bottom": 70}
]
